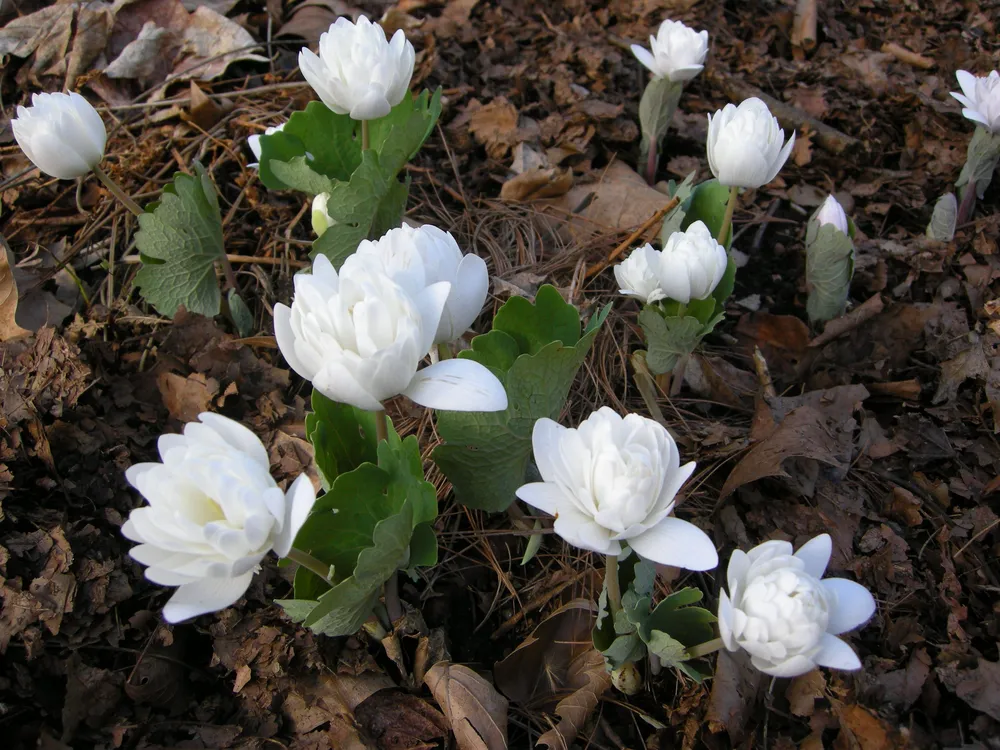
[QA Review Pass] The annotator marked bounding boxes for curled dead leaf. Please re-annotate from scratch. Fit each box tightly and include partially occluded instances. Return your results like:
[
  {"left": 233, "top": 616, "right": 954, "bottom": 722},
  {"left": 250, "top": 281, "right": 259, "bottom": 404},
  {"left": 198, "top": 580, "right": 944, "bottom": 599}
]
[
  {"left": 0, "top": 238, "right": 29, "bottom": 342},
  {"left": 424, "top": 661, "right": 508, "bottom": 750},
  {"left": 500, "top": 167, "right": 573, "bottom": 202}
]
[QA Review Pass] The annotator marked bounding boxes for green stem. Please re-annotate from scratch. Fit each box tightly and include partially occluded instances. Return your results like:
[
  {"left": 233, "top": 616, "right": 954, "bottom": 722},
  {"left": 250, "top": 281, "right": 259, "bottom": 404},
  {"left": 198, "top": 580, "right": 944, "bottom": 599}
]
[
  {"left": 686, "top": 637, "right": 724, "bottom": 659},
  {"left": 718, "top": 185, "right": 738, "bottom": 246},
  {"left": 361, "top": 120, "right": 370, "bottom": 151},
  {"left": 605, "top": 554, "right": 622, "bottom": 613},
  {"left": 436, "top": 342, "right": 452, "bottom": 360},
  {"left": 645, "top": 141, "right": 658, "bottom": 186},
  {"left": 92, "top": 163, "right": 144, "bottom": 217},
  {"left": 384, "top": 573, "right": 403, "bottom": 624},
  {"left": 675, "top": 302, "right": 688, "bottom": 319},
  {"left": 375, "top": 409, "right": 388, "bottom": 444},
  {"left": 286, "top": 547, "right": 332, "bottom": 582}
]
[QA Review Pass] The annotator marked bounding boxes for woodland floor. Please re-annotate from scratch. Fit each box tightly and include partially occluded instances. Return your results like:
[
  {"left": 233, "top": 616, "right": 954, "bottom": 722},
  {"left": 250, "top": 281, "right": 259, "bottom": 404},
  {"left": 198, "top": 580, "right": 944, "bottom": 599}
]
[{"left": 2, "top": 0, "right": 1000, "bottom": 748}]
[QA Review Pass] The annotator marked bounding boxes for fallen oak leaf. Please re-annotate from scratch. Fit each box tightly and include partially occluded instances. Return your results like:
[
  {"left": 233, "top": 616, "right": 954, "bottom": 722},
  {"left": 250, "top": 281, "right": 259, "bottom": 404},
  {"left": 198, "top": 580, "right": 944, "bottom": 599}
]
[
  {"left": 424, "top": 661, "right": 508, "bottom": 750},
  {"left": 535, "top": 648, "right": 611, "bottom": 749},
  {"left": 0, "top": 237, "right": 30, "bottom": 342}
]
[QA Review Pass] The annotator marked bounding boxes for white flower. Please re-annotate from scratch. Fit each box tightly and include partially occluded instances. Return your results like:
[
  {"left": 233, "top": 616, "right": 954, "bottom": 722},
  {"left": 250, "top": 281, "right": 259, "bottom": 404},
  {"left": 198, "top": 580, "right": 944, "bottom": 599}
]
[
  {"left": 515, "top": 407, "right": 718, "bottom": 570},
  {"left": 614, "top": 244, "right": 667, "bottom": 304},
  {"left": 631, "top": 19, "right": 709, "bottom": 83},
  {"left": 342, "top": 224, "right": 489, "bottom": 344},
  {"left": 122, "top": 413, "right": 317, "bottom": 623},
  {"left": 657, "top": 220, "right": 728, "bottom": 304},
  {"left": 12, "top": 92, "right": 107, "bottom": 179},
  {"left": 247, "top": 123, "right": 285, "bottom": 168},
  {"left": 312, "top": 193, "right": 332, "bottom": 237},
  {"left": 299, "top": 16, "right": 415, "bottom": 121},
  {"left": 815, "top": 195, "right": 849, "bottom": 235},
  {"left": 274, "top": 255, "right": 507, "bottom": 412},
  {"left": 718, "top": 534, "right": 876, "bottom": 678},
  {"left": 951, "top": 70, "right": 1000, "bottom": 133},
  {"left": 707, "top": 98, "right": 795, "bottom": 188}
]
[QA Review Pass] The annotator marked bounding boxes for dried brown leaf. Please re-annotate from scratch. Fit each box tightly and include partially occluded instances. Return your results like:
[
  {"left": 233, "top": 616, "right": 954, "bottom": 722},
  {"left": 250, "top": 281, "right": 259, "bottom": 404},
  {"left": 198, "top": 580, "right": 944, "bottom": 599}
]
[
  {"left": 500, "top": 167, "right": 573, "bottom": 202},
  {"left": 937, "top": 659, "right": 1000, "bottom": 721},
  {"left": 706, "top": 649, "right": 764, "bottom": 744},
  {"left": 535, "top": 648, "right": 610, "bottom": 749},
  {"left": 424, "top": 662, "right": 508, "bottom": 750},
  {"left": 157, "top": 371, "right": 220, "bottom": 423},
  {"left": 786, "top": 670, "right": 826, "bottom": 717},
  {"left": 0, "top": 240, "right": 29, "bottom": 342}
]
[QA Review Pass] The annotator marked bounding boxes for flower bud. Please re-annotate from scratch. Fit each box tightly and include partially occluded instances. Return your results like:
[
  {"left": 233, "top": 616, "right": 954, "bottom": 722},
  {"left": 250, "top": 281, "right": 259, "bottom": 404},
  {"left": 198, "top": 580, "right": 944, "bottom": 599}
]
[
  {"left": 12, "top": 92, "right": 107, "bottom": 179},
  {"left": 299, "top": 16, "right": 415, "bottom": 121},
  {"left": 657, "top": 221, "right": 729, "bottom": 304},
  {"left": 718, "top": 534, "right": 876, "bottom": 678},
  {"left": 311, "top": 193, "right": 332, "bottom": 237},
  {"left": 614, "top": 244, "right": 667, "bottom": 304},
  {"left": 706, "top": 98, "right": 795, "bottom": 188},
  {"left": 630, "top": 19, "right": 709, "bottom": 83},
  {"left": 815, "top": 195, "right": 849, "bottom": 235},
  {"left": 951, "top": 70, "right": 1000, "bottom": 133}
]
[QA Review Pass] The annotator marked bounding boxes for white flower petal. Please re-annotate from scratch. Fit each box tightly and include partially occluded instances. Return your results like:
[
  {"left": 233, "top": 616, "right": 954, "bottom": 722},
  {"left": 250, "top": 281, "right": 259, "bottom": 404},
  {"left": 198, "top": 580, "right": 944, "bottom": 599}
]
[
  {"left": 811, "top": 632, "right": 862, "bottom": 671},
  {"left": 752, "top": 654, "right": 817, "bottom": 678},
  {"left": 402, "top": 358, "right": 508, "bottom": 411},
  {"left": 161, "top": 571, "right": 255, "bottom": 623},
  {"left": 793, "top": 533, "right": 832, "bottom": 579},
  {"left": 627, "top": 516, "right": 718, "bottom": 570},
  {"left": 515, "top": 482, "right": 567, "bottom": 516},
  {"left": 273, "top": 474, "right": 318, "bottom": 558},
  {"left": 821, "top": 578, "right": 876, "bottom": 635}
]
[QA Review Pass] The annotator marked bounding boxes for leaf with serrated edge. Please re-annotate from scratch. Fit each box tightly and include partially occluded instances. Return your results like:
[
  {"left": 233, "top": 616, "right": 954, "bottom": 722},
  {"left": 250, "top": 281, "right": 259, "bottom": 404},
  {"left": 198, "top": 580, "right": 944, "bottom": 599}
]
[
  {"left": 134, "top": 163, "right": 224, "bottom": 317},
  {"left": 639, "top": 308, "right": 709, "bottom": 375},
  {"left": 305, "top": 393, "right": 381, "bottom": 489}
]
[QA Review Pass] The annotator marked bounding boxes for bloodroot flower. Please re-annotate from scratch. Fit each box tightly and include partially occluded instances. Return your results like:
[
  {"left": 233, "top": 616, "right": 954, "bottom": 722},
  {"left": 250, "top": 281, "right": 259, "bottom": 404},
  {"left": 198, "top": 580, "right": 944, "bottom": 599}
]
[
  {"left": 718, "top": 534, "right": 876, "bottom": 678},
  {"left": 12, "top": 92, "right": 107, "bottom": 179},
  {"left": 123, "top": 413, "right": 316, "bottom": 623},
  {"left": 951, "top": 70, "right": 1000, "bottom": 133},
  {"left": 630, "top": 19, "right": 709, "bottom": 83},
  {"left": 706, "top": 97, "right": 795, "bottom": 189},
  {"left": 515, "top": 407, "right": 718, "bottom": 570},
  {"left": 299, "top": 16, "right": 415, "bottom": 121}
]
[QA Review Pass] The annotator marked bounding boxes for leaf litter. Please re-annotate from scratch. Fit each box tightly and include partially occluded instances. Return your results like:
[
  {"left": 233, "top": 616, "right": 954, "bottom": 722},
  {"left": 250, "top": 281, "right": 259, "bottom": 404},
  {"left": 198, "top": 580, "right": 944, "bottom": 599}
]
[{"left": 2, "top": 0, "right": 1000, "bottom": 747}]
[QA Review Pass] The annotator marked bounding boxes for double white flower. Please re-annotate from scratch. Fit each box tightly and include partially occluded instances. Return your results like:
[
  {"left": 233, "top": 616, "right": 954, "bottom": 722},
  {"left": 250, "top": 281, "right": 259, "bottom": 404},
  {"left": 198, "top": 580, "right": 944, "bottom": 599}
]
[
  {"left": 123, "top": 414, "right": 317, "bottom": 623},
  {"left": 615, "top": 221, "right": 728, "bottom": 306},
  {"left": 631, "top": 19, "right": 709, "bottom": 83},
  {"left": 718, "top": 534, "right": 876, "bottom": 678},
  {"left": 344, "top": 224, "right": 489, "bottom": 344},
  {"left": 951, "top": 70, "right": 1000, "bottom": 134},
  {"left": 274, "top": 250, "right": 506, "bottom": 412},
  {"left": 707, "top": 98, "right": 795, "bottom": 188},
  {"left": 300, "top": 16, "right": 415, "bottom": 121},
  {"left": 12, "top": 92, "right": 107, "bottom": 179},
  {"left": 515, "top": 407, "right": 718, "bottom": 570}
]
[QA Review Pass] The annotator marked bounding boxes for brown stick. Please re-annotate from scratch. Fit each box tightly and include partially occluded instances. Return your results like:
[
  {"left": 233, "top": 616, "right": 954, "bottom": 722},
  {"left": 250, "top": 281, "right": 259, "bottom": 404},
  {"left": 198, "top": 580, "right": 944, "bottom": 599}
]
[
  {"left": 707, "top": 71, "right": 859, "bottom": 156},
  {"left": 791, "top": 0, "right": 817, "bottom": 51},
  {"left": 584, "top": 195, "right": 680, "bottom": 279},
  {"left": 881, "top": 42, "right": 935, "bottom": 70},
  {"left": 809, "top": 293, "right": 885, "bottom": 347}
]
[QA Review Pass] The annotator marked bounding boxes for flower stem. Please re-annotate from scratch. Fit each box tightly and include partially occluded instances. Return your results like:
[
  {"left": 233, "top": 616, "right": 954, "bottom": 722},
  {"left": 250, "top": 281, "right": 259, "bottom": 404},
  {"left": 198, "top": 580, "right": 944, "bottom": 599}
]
[
  {"left": 92, "top": 163, "right": 144, "bottom": 217},
  {"left": 361, "top": 120, "right": 370, "bottom": 151},
  {"left": 436, "top": 342, "right": 452, "bottom": 360},
  {"left": 675, "top": 302, "right": 688, "bottom": 319},
  {"left": 605, "top": 554, "right": 622, "bottom": 613},
  {"left": 686, "top": 637, "right": 724, "bottom": 659},
  {"left": 384, "top": 572, "right": 403, "bottom": 624},
  {"left": 286, "top": 547, "right": 332, "bottom": 582},
  {"left": 645, "top": 141, "right": 658, "bottom": 186},
  {"left": 718, "top": 185, "right": 738, "bottom": 246},
  {"left": 375, "top": 409, "right": 388, "bottom": 444}
]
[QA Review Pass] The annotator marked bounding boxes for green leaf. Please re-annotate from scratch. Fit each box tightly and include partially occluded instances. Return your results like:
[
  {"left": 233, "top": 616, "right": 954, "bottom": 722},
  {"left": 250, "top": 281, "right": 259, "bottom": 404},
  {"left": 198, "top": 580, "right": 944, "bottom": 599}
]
[
  {"left": 926, "top": 192, "right": 957, "bottom": 241},
  {"left": 658, "top": 171, "right": 697, "bottom": 244},
  {"left": 302, "top": 500, "right": 415, "bottom": 635},
  {"left": 639, "top": 308, "right": 713, "bottom": 375},
  {"left": 491, "top": 285, "right": 584, "bottom": 354},
  {"left": 377, "top": 433, "right": 438, "bottom": 527},
  {"left": 645, "top": 629, "right": 689, "bottom": 667},
  {"left": 433, "top": 288, "right": 611, "bottom": 512},
  {"left": 305, "top": 392, "right": 381, "bottom": 489},
  {"left": 681, "top": 179, "right": 733, "bottom": 249},
  {"left": 520, "top": 519, "right": 544, "bottom": 566},
  {"left": 639, "top": 77, "right": 684, "bottom": 167},
  {"left": 227, "top": 289, "right": 254, "bottom": 336},
  {"left": 805, "top": 219, "right": 854, "bottom": 323},
  {"left": 408, "top": 522, "right": 438, "bottom": 572},
  {"left": 310, "top": 151, "right": 405, "bottom": 267},
  {"left": 276, "top": 599, "right": 323, "bottom": 624},
  {"left": 133, "top": 163, "right": 224, "bottom": 317},
  {"left": 956, "top": 126, "right": 1000, "bottom": 199},
  {"left": 257, "top": 90, "right": 442, "bottom": 194}
]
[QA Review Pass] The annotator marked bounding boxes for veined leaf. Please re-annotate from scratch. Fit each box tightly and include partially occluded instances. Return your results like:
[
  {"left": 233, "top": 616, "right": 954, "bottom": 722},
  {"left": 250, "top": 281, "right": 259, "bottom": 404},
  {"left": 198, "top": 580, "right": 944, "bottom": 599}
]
[
  {"left": 805, "top": 218, "right": 854, "bottom": 323},
  {"left": 133, "top": 163, "right": 224, "bottom": 317}
]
